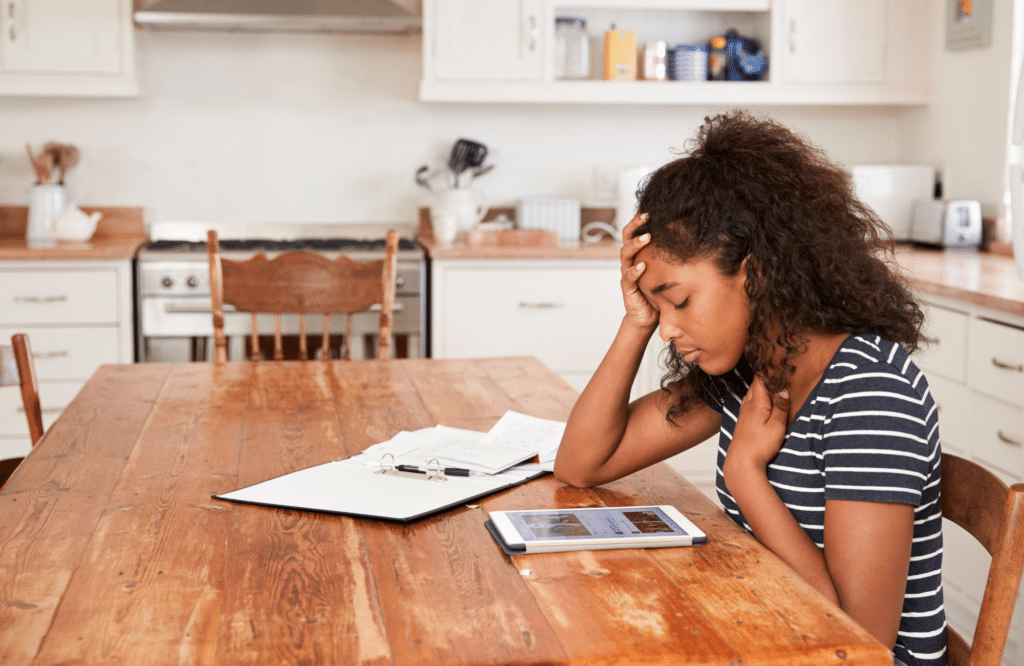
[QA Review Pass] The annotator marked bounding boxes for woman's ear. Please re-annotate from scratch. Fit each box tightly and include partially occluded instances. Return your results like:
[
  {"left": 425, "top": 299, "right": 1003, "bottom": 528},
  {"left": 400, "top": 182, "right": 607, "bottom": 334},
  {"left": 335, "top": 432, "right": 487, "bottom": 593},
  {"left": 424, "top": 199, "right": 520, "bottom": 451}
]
[{"left": 737, "top": 254, "right": 753, "bottom": 288}]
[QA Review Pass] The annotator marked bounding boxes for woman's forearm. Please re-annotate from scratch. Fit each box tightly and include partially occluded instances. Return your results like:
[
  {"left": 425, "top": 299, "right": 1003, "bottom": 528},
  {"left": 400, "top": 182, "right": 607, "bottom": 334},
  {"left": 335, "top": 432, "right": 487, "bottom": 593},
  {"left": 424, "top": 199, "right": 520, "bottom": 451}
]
[
  {"left": 553, "top": 317, "right": 654, "bottom": 486},
  {"left": 724, "top": 457, "right": 840, "bottom": 607}
]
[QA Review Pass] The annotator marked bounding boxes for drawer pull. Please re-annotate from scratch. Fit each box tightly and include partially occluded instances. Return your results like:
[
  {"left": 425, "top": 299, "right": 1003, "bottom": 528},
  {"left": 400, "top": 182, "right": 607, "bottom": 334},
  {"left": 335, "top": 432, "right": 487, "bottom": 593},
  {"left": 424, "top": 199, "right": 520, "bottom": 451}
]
[
  {"left": 13, "top": 295, "right": 68, "bottom": 304},
  {"left": 997, "top": 430, "right": 1023, "bottom": 447},
  {"left": 33, "top": 350, "right": 68, "bottom": 360},
  {"left": 17, "top": 405, "right": 63, "bottom": 415},
  {"left": 991, "top": 358, "right": 1024, "bottom": 373},
  {"left": 518, "top": 302, "right": 566, "bottom": 309}
]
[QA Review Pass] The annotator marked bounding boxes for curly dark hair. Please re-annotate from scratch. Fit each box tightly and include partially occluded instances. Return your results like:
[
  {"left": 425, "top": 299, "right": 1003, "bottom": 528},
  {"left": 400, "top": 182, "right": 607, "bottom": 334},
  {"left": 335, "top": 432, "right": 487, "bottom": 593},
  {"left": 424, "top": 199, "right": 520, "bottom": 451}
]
[{"left": 633, "top": 110, "right": 924, "bottom": 420}]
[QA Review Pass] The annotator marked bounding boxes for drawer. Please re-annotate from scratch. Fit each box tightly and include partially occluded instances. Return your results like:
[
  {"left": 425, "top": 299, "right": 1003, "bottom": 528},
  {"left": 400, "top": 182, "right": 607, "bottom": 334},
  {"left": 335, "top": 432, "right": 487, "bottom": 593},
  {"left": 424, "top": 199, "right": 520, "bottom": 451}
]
[
  {"left": 0, "top": 381, "right": 83, "bottom": 437},
  {"left": 0, "top": 326, "right": 120, "bottom": 380},
  {"left": 971, "top": 393, "right": 1024, "bottom": 482},
  {"left": 916, "top": 302, "right": 968, "bottom": 382},
  {"left": 942, "top": 520, "right": 991, "bottom": 607},
  {"left": 0, "top": 437, "right": 32, "bottom": 461},
  {"left": 927, "top": 373, "right": 970, "bottom": 456},
  {"left": 0, "top": 269, "right": 119, "bottom": 325},
  {"left": 438, "top": 266, "right": 622, "bottom": 372},
  {"left": 968, "top": 318, "right": 1024, "bottom": 406}
]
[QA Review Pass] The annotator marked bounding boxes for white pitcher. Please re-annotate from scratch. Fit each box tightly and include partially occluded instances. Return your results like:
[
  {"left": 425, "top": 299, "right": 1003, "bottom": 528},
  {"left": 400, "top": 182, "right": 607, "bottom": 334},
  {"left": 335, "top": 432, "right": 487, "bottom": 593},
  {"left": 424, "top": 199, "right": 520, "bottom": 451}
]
[
  {"left": 26, "top": 184, "right": 67, "bottom": 247},
  {"left": 431, "top": 188, "right": 488, "bottom": 244}
]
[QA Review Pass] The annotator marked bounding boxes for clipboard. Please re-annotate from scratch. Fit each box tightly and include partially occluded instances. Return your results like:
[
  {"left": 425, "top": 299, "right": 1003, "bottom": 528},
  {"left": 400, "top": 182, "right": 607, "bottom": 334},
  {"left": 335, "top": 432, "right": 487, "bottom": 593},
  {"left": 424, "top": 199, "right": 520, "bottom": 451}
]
[{"left": 212, "top": 454, "right": 548, "bottom": 523}]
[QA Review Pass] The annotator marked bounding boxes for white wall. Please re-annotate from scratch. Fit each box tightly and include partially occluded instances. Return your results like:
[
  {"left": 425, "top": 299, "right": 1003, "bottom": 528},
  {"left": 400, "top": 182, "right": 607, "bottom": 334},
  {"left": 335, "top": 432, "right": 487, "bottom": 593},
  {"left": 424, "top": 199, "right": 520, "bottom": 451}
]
[
  {"left": 897, "top": 0, "right": 1020, "bottom": 238},
  {"left": 0, "top": 27, "right": 908, "bottom": 227}
]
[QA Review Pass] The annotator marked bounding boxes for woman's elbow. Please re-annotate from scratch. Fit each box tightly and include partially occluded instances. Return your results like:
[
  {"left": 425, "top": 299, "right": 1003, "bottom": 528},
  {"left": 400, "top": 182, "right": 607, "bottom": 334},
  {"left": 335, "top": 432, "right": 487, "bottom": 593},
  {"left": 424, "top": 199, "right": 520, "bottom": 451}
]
[{"left": 553, "top": 460, "right": 601, "bottom": 488}]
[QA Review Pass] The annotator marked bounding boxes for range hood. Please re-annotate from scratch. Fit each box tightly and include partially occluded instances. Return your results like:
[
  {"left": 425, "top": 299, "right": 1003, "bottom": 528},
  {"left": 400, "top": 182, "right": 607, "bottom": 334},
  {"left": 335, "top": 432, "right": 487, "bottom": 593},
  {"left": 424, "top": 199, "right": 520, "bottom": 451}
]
[{"left": 134, "top": 0, "right": 421, "bottom": 33}]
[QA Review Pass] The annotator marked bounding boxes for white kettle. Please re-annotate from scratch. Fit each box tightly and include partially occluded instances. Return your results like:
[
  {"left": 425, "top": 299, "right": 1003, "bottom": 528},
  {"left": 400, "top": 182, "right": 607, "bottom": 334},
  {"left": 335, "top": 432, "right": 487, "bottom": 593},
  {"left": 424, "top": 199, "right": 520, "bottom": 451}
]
[{"left": 52, "top": 205, "right": 102, "bottom": 242}]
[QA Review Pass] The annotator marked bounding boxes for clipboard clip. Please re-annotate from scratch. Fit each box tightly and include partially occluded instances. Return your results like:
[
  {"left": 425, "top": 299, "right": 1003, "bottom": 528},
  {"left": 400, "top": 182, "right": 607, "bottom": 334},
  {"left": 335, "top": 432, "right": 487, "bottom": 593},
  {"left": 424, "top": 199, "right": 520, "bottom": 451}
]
[{"left": 375, "top": 453, "right": 448, "bottom": 482}]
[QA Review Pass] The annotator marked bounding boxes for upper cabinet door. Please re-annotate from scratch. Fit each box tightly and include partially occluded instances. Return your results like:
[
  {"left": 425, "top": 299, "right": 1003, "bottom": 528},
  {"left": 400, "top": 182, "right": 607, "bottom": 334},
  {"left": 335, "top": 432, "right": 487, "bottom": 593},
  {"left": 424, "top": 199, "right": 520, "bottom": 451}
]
[
  {"left": 779, "top": 0, "right": 887, "bottom": 84},
  {"left": 432, "top": 0, "right": 544, "bottom": 81},
  {"left": 2, "top": 0, "right": 124, "bottom": 74}
]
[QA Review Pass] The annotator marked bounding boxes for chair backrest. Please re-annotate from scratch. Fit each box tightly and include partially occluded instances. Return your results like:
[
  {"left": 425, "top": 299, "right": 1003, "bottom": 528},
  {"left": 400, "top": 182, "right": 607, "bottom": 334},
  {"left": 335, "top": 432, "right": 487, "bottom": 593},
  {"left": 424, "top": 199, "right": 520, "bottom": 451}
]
[
  {"left": 207, "top": 229, "right": 399, "bottom": 362},
  {"left": 0, "top": 333, "right": 44, "bottom": 445},
  {"left": 941, "top": 453, "right": 1024, "bottom": 666}
]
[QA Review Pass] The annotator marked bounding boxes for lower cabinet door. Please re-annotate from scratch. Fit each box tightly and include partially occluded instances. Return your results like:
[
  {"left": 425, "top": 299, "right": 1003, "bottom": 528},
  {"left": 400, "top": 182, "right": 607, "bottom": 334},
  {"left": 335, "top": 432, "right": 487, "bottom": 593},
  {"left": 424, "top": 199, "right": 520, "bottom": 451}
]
[
  {"left": 436, "top": 264, "right": 623, "bottom": 374},
  {"left": 0, "top": 380, "right": 83, "bottom": 437}
]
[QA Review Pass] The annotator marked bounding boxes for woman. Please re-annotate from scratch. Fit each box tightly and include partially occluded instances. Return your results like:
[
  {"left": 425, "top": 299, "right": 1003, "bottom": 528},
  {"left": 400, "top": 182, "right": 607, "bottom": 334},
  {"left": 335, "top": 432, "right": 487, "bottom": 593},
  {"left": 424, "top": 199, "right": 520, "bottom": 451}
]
[{"left": 553, "top": 111, "right": 946, "bottom": 666}]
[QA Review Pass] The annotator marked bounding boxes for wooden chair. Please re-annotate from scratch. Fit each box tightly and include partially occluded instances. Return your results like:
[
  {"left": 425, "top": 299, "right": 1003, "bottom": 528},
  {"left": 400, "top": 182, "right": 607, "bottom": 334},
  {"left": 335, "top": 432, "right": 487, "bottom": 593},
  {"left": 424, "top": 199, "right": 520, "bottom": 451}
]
[
  {"left": 207, "top": 229, "right": 399, "bottom": 362},
  {"left": 942, "top": 453, "right": 1024, "bottom": 666},
  {"left": 0, "top": 333, "right": 44, "bottom": 487}
]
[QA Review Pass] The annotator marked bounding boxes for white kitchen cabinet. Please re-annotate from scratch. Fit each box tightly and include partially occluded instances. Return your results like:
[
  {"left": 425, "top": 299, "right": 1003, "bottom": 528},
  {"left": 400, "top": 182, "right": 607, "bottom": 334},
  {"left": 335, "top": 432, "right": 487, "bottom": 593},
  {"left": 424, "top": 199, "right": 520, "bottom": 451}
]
[
  {"left": 0, "top": 260, "right": 134, "bottom": 459},
  {"left": 775, "top": 0, "right": 886, "bottom": 84},
  {"left": 431, "top": 258, "right": 624, "bottom": 391},
  {"left": 915, "top": 296, "right": 1024, "bottom": 666},
  {"left": 420, "top": 0, "right": 931, "bottom": 105},
  {"left": 0, "top": 0, "right": 137, "bottom": 96},
  {"left": 430, "top": 0, "right": 543, "bottom": 81}
]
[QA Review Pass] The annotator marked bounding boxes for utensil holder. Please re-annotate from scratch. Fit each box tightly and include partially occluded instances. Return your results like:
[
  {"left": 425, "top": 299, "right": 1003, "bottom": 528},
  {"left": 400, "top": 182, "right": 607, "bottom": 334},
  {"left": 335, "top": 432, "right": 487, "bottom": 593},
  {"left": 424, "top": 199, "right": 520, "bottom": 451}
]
[{"left": 27, "top": 184, "right": 67, "bottom": 247}]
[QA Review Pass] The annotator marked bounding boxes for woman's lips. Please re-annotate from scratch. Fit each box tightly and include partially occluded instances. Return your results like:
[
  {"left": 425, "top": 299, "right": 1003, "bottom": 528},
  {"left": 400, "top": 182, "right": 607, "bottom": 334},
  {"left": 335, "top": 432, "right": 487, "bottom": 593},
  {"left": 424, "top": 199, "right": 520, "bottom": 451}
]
[{"left": 680, "top": 348, "right": 700, "bottom": 363}]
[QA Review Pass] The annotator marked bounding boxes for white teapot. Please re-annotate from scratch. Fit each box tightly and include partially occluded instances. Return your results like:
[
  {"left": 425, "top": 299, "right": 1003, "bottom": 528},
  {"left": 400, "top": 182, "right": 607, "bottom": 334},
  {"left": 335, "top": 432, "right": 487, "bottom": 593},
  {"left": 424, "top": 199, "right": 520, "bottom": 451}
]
[{"left": 52, "top": 205, "right": 102, "bottom": 242}]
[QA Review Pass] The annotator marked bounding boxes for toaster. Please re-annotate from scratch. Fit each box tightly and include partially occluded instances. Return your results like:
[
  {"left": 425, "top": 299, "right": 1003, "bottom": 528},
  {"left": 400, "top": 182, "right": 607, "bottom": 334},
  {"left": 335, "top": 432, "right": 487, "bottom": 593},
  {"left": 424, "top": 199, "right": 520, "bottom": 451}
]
[{"left": 909, "top": 199, "right": 982, "bottom": 248}]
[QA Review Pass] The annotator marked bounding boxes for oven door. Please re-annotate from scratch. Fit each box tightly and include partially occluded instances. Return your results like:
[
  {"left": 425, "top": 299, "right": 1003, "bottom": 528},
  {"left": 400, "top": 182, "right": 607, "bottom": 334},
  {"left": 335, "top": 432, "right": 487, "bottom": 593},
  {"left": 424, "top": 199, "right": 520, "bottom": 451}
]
[{"left": 140, "top": 296, "right": 422, "bottom": 362}]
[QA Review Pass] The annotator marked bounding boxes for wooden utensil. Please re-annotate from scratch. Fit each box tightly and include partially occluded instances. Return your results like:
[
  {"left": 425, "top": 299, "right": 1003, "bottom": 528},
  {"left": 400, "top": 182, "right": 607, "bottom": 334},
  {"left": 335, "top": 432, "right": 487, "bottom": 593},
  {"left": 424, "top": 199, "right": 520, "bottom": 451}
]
[{"left": 25, "top": 143, "right": 54, "bottom": 184}]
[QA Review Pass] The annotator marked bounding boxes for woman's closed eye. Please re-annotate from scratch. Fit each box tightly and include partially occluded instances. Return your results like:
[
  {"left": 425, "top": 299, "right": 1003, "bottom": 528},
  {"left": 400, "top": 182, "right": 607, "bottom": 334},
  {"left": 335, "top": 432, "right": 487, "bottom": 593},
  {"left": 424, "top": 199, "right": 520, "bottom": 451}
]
[{"left": 674, "top": 298, "right": 690, "bottom": 310}]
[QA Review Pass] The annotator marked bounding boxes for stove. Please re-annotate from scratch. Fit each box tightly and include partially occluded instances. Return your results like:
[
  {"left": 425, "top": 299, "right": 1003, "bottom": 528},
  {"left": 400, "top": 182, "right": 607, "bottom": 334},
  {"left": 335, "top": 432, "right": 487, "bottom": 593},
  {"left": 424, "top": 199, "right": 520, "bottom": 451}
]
[{"left": 136, "top": 222, "right": 426, "bottom": 362}]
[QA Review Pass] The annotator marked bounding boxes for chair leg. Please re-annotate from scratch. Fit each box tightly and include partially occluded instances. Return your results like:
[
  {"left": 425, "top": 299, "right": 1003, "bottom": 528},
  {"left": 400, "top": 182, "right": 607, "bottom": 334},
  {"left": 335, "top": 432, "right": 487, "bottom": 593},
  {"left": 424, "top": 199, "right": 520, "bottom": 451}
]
[
  {"left": 322, "top": 314, "right": 330, "bottom": 360},
  {"left": 250, "top": 313, "right": 261, "bottom": 361}
]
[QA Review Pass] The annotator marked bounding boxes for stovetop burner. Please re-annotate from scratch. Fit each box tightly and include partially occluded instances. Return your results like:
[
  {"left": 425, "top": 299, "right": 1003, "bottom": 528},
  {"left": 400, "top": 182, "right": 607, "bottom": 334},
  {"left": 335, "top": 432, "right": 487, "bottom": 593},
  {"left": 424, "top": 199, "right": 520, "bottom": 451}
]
[{"left": 144, "top": 237, "right": 417, "bottom": 253}]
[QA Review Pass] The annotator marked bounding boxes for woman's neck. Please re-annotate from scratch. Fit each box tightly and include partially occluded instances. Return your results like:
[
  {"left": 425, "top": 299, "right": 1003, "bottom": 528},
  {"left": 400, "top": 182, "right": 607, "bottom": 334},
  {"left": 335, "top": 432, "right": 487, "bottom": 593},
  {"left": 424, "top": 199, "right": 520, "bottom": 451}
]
[{"left": 783, "top": 331, "right": 850, "bottom": 424}]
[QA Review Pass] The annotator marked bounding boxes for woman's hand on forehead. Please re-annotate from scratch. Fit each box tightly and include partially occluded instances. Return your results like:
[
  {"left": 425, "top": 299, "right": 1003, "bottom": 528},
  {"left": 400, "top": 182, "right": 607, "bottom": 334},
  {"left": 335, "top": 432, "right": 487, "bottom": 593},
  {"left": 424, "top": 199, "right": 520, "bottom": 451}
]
[{"left": 619, "top": 214, "right": 659, "bottom": 332}]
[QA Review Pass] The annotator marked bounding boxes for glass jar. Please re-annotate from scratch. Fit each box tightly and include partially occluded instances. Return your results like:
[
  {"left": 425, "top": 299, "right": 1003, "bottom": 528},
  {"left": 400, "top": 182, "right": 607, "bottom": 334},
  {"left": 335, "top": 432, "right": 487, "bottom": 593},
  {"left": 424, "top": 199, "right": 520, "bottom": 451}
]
[{"left": 554, "top": 17, "right": 589, "bottom": 80}]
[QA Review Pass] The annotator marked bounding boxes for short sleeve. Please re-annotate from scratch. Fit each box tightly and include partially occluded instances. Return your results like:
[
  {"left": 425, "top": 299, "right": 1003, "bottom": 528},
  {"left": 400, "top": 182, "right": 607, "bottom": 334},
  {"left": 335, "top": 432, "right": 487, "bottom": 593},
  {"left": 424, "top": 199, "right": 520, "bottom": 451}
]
[{"left": 820, "top": 361, "right": 937, "bottom": 507}]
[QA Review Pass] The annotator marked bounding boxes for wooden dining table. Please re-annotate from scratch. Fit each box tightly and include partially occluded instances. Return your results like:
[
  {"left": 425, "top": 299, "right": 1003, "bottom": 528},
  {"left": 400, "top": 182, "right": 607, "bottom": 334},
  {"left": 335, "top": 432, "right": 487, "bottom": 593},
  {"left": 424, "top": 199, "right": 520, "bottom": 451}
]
[{"left": 0, "top": 357, "right": 892, "bottom": 665}]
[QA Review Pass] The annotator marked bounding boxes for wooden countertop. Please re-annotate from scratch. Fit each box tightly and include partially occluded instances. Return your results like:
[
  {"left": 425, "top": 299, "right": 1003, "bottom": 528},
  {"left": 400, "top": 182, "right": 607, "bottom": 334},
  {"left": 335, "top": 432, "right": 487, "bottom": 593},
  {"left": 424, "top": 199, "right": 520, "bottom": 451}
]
[
  {"left": 894, "top": 245, "right": 1024, "bottom": 319},
  {"left": 418, "top": 205, "right": 623, "bottom": 259},
  {"left": 419, "top": 203, "right": 1024, "bottom": 318},
  {"left": 0, "top": 205, "right": 145, "bottom": 261}
]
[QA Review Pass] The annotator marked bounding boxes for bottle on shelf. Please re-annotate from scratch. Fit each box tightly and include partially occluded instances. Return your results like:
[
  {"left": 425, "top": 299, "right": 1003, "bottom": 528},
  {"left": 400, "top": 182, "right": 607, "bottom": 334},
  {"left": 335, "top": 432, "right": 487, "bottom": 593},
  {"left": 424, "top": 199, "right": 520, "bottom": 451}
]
[
  {"left": 603, "top": 25, "right": 637, "bottom": 81},
  {"left": 708, "top": 36, "right": 727, "bottom": 81}
]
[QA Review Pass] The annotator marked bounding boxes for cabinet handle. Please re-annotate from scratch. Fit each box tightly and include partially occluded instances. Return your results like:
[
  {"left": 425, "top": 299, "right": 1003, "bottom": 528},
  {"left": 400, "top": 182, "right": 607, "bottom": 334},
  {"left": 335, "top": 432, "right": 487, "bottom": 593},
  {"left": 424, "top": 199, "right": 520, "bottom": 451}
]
[
  {"left": 991, "top": 357, "right": 1024, "bottom": 373},
  {"left": 17, "top": 405, "right": 63, "bottom": 415},
  {"left": 518, "top": 302, "right": 566, "bottom": 309},
  {"left": 7, "top": 2, "right": 14, "bottom": 41},
  {"left": 13, "top": 295, "right": 68, "bottom": 304},
  {"left": 526, "top": 14, "right": 538, "bottom": 52},
  {"left": 33, "top": 350, "right": 68, "bottom": 360},
  {"left": 997, "top": 430, "right": 1023, "bottom": 447},
  {"left": 788, "top": 19, "right": 796, "bottom": 54}
]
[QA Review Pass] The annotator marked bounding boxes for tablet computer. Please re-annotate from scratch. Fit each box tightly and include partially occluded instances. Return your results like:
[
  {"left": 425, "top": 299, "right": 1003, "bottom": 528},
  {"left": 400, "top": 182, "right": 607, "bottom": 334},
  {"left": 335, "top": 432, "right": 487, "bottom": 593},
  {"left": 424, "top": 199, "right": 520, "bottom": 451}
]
[{"left": 485, "top": 505, "right": 706, "bottom": 555}]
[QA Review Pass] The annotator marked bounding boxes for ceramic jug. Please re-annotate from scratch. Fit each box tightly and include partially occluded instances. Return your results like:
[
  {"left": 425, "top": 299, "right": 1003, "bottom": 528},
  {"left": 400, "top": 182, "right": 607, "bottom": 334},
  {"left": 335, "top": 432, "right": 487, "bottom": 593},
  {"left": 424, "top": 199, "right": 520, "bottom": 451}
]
[
  {"left": 26, "top": 184, "right": 67, "bottom": 247},
  {"left": 431, "top": 188, "right": 488, "bottom": 244},
  {"left": 53, "top": 205, "right": 102, "bottom": 242}
]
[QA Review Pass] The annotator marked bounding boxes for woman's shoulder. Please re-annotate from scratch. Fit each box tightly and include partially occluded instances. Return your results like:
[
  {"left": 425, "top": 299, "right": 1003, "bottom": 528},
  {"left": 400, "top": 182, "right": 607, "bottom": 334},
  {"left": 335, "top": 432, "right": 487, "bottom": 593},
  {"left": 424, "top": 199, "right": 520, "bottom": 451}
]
[{"left": 821, "top": 333, "right": 932, "bottom": 405}]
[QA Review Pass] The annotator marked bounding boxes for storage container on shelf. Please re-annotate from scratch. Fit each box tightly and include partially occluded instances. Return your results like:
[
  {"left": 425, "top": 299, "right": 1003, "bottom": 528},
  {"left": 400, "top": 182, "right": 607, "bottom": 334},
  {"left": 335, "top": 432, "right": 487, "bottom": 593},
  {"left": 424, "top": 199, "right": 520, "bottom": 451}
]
[{"left": 554, "top": 17, "right": 589, "bottom": 80}]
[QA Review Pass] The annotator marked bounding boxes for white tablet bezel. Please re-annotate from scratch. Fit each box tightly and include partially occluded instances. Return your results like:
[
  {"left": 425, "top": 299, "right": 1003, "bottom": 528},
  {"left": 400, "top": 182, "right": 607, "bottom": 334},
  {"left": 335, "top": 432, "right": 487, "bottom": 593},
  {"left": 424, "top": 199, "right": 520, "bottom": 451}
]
[{"left": 489, "top": 505, "right": 703, "bottom": 550}]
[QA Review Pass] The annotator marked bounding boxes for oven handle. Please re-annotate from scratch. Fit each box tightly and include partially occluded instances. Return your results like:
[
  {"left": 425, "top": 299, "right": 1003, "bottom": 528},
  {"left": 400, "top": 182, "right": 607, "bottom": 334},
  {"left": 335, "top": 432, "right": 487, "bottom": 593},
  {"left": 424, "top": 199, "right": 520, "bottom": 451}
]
[{"left": 163, "top": 302, "right": 405, "bottom": 314}]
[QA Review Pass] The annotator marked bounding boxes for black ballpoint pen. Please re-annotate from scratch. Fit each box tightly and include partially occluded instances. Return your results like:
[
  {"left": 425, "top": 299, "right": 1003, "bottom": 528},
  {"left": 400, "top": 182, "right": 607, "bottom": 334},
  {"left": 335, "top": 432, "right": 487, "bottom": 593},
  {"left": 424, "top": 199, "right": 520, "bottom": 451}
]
[{"left": 396, "top": 464, "right": 472, "bottom": 477}]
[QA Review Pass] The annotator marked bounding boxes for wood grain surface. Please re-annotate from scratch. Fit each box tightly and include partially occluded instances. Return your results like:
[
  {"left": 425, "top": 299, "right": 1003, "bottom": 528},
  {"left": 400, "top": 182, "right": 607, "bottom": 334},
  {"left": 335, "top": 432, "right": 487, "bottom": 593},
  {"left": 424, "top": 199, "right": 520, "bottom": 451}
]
[{"left": 0, "top": 358, "right": 891, "bottom": 665}]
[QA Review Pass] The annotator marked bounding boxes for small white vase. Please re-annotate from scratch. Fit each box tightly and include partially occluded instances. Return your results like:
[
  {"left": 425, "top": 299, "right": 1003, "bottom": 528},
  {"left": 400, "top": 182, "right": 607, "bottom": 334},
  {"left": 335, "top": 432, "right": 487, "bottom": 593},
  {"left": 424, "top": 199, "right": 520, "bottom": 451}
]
[{"left": 26, "top": 184, "right": 67, "bottom": 248}]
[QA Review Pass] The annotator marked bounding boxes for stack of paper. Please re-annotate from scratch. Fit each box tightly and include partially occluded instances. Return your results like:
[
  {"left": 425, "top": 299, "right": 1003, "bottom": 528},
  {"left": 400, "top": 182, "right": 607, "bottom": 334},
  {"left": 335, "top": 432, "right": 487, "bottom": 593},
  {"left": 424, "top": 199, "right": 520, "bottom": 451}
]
[{"left": 355, "top": 411, "right": 565, "bottom": 474}]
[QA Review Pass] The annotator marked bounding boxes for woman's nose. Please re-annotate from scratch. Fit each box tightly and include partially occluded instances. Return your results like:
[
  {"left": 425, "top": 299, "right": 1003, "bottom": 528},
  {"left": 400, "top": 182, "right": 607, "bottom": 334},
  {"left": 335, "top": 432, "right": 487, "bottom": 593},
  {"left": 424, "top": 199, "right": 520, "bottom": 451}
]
[{"left": 658, "top": 316, "right": 680, "bottom": 342}]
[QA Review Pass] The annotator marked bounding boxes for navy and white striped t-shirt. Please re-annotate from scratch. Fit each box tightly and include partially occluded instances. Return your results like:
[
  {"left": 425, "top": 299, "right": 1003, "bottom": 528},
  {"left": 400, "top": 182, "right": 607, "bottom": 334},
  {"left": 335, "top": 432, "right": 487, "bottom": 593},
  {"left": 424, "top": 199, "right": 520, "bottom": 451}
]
[{"left": 701, "top": 334, "right": 946, "bottom": 666}]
